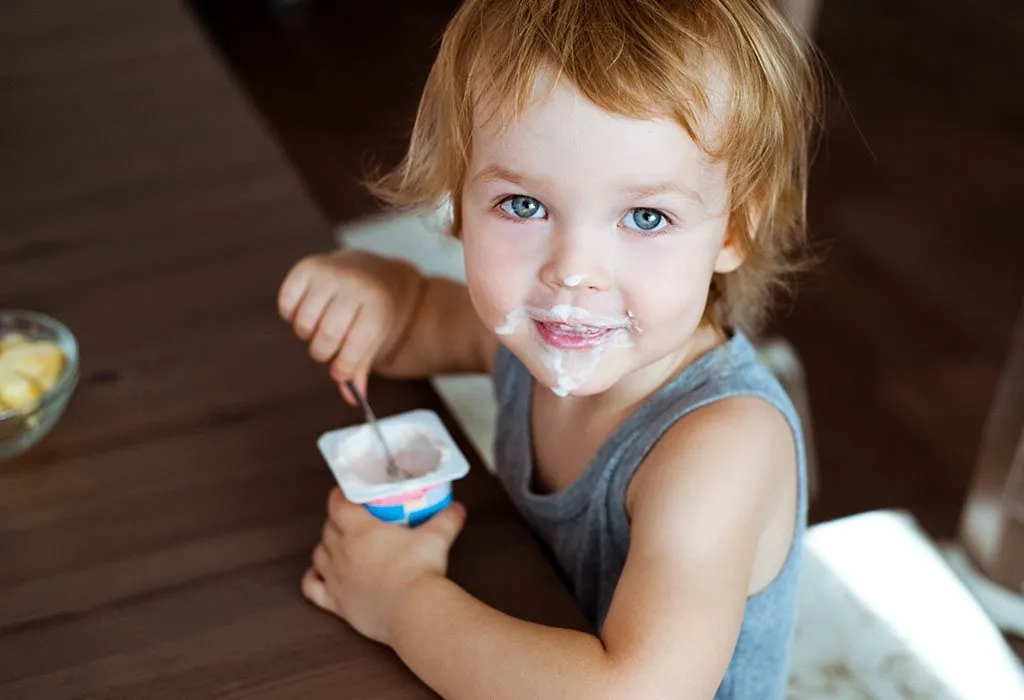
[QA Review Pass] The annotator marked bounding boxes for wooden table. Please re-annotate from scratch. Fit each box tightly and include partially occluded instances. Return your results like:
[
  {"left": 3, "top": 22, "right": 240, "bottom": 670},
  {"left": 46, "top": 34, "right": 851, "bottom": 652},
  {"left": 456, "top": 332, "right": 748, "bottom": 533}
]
[{"left": 0, "top": 2, "right": 586, "bottom": 697}]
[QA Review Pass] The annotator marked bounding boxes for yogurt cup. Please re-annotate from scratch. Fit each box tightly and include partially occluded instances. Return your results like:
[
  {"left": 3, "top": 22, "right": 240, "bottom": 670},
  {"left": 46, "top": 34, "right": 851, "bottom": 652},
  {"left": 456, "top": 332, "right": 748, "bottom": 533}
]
[{"left": 317, "top": 409, "right": 470, "bottom": 526}]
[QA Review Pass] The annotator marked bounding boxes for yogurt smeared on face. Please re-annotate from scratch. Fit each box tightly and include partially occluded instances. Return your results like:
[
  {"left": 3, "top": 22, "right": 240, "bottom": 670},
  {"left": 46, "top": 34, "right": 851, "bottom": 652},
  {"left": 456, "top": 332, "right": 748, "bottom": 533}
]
[
  {"left": 495, "top": 307, "right": 528, "bottom": 335},
  {"left": 495, "top": 304, "right": 636, "bottom": 397}
]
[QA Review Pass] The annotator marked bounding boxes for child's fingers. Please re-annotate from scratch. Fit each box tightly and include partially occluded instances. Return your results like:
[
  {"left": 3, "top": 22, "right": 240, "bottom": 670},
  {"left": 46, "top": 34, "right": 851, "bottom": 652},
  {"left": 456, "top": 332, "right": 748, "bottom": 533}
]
[
  {"left": 301, "top": 567, "right": 339, "bottom": 614},
  {"left": 355, "top": 368, "right": 372, "bottom": 398},
  {"left": 309, "top": 296, "right": 357, "bottom": 363},
  {"left": 330, "top": 349, "right": 366, "bottom": 407},
  {"left": 337, "top": 379, "right": 357, "bottom": 407},
  {"left": 328, "top": 486, "right": 373, "bottom": 531},
  {"left": 331, "top": 304, "right": 385, "bottom": 379},
  {"left": 419, "top": 502, "right": 467, "bottom": 548},
  {"left": 321, "top": 517, "right": 343, "bottom": 551},
  {"left": 312, "top": 543, "right": 332, "bottom": 572},
  {"left": 293, "top": 283, "right": 336, "bottom": 341},
  {"left": 277, "top": 262, "right": 312, "bottom": 322},
  {"left": 334, "top": 372, "right": 368, "bottom": 407}
]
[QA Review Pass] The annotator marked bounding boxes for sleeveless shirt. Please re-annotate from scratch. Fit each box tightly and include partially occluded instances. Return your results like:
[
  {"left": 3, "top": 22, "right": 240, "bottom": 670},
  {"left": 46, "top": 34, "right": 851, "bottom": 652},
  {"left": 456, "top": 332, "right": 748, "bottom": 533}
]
[{"left": 491, "top": 331, "right": 807, "bottom": 699}]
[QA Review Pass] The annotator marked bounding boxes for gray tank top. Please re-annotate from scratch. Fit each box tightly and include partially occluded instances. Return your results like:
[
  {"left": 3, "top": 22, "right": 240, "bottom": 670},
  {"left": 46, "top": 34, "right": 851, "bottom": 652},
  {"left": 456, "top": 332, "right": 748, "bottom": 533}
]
[{"left": 491, "top": 331, "right": 807, "bottom": 699}]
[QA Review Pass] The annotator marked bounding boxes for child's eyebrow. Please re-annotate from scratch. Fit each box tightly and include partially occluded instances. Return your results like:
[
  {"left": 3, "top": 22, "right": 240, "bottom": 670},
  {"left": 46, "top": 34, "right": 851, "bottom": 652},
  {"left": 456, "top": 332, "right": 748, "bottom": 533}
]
[
  {"left": 469, "top": 164, "right": 546, "bottom": 191},
  {"left": 626, "top": 181, "right": 704, "bottom": 205},
  {"left": 470, "top": 165, "right": 704, "bottom": 206}
]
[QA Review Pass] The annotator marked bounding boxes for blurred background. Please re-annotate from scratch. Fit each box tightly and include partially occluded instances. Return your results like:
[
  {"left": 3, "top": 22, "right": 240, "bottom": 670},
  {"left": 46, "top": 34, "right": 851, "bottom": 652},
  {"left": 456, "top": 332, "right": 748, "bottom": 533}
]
[
  {"left": 1, "top": 0, "right": 1021, "bottom": 695},
  {"left": 188, "top": 0, "right": 1023, "bottom": 541}
]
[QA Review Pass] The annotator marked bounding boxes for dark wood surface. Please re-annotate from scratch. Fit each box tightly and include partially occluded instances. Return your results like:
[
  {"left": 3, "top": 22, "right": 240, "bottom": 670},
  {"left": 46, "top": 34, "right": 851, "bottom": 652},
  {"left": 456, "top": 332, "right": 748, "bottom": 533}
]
[{"left": 0, "top": 1, "right": 587, "bottom": 697}]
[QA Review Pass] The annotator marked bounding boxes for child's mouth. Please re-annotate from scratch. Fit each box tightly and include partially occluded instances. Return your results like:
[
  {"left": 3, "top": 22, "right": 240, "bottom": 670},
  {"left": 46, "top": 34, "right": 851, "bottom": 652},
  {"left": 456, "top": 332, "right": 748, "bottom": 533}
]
[{"left": 534, "top": 320, "right": 619, "bottom": 350}]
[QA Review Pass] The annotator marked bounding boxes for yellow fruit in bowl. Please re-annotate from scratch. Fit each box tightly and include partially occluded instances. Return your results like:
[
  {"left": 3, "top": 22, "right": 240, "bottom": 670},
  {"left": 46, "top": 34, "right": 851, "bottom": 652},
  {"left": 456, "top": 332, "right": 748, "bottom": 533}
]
[
  {"left": 0, "top": 333, "right": 29, "bottom": 353},
  {"left": 0, "top": 372, "right": 41, "bottom": 409},
  {"left": 0, "top": 339, "right": 65, "bottom": 413},
  {"left": 1, "top": 341, "right": 64, "bottom": 385}
]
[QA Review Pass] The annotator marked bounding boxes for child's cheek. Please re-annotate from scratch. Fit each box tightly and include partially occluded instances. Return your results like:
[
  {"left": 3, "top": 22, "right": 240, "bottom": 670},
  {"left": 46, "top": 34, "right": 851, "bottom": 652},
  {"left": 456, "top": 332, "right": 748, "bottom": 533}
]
[
  {"left": 462, "top": 224, "right": 536, "bottom": 328},
  {"left": 619, "top": 238, "right": 717, "bottom": 327}
]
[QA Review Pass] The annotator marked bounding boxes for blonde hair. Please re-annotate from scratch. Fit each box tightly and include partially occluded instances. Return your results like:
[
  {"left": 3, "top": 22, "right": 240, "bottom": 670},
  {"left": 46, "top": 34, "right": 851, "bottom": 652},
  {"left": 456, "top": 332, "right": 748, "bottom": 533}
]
[{"left": 368, "top": 0, "right": 823, "bottom": 333}]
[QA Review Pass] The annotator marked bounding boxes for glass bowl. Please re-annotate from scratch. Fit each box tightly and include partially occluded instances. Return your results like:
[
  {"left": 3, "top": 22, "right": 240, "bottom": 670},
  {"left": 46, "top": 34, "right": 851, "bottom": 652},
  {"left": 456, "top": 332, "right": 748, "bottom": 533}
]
[{"left": 0, "top": 310, "right": 80, "bottom": 461}]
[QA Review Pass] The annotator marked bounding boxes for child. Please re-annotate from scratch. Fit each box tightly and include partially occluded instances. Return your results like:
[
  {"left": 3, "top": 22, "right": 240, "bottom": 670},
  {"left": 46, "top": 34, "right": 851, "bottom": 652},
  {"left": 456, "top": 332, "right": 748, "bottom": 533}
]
[{"left": 278, "top": 0, "right": 821, "bottom": 697}]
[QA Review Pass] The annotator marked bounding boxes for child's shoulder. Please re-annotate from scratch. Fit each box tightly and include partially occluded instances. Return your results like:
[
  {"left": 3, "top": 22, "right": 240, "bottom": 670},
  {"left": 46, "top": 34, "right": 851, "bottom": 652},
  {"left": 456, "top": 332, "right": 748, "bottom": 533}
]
[
  {"left": 626, "top": 394, "right": 797, "bottom": 520},
  {"left": 624, "top": 392, "right": 800, "bottom": 596}
]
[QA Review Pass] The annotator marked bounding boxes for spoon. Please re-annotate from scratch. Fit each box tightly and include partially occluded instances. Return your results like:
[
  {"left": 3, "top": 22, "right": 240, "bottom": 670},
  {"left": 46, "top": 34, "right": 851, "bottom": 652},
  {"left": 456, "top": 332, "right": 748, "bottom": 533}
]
[{"left": 345, "top": 379, "right": 409, "bottom": 482}]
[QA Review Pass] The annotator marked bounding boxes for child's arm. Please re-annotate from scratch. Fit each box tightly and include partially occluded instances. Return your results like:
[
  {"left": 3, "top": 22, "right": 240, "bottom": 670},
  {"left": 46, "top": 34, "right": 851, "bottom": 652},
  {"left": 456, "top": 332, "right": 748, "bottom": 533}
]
[
  {"left": 278, "top": 249, "right": 496, "bottom": 394},
  {"left": 305, "top": 397, "right": 796, "bottom": 700},
  {"left": 375, "top": 270, "right": 497, "bottom": 378}
]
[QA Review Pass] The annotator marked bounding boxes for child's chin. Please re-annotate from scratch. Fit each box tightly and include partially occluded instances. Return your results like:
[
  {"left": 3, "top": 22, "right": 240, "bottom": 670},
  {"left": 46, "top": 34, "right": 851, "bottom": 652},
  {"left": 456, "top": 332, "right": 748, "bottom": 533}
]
[
  {"left": 516, "top": 352, "right": 618, "bottom": 397},
  {"left": 539, "top": 370, "right": 617, "bottom": 398}
]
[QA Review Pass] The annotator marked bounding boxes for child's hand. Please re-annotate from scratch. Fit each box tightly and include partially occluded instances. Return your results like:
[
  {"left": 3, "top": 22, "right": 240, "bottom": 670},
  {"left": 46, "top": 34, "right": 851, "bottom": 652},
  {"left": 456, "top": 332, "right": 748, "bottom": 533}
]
[
  {"left": 277, "top": 250, "right": 422, "bottom": 402},
  {"left": 301, "top": 487, "right": 467, "bottom": 646}
]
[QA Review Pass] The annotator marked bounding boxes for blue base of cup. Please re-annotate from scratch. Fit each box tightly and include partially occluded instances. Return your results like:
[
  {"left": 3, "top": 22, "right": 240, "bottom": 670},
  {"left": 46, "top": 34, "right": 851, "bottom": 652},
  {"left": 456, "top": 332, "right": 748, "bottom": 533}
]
[{"left": 363, "top": 483, "right": 453, "bottom": 527}]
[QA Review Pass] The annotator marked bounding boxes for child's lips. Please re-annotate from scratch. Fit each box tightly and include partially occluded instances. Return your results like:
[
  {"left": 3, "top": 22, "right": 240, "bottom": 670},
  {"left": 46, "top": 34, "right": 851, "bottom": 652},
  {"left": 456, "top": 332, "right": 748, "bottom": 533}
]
[{"left": 534, "top": 320, "right": 618, "bottom": 350}]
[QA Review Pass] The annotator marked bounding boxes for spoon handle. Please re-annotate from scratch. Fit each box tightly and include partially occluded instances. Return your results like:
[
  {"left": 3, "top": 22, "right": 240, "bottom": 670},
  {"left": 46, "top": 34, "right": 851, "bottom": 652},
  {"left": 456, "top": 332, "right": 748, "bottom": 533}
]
[{"left": 345, "top": 379, "right": 406, "bottom": 480}]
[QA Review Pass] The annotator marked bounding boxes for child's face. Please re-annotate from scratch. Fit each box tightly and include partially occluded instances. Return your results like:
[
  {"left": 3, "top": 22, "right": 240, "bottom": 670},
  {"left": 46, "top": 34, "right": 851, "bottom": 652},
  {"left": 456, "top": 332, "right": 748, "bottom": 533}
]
[{"left": 461, "top": 77, "right": 743, "bottom": 397}]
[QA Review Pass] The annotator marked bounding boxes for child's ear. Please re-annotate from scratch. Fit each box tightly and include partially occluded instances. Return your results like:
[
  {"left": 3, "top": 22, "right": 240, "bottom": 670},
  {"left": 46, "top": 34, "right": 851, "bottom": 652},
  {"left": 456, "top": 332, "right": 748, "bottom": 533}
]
[
  {"left": 714, "top": 235, "right": 745, "bottom": 274},
  {"left": 714, "top": 203, "right": 760, "bottom": 274}
]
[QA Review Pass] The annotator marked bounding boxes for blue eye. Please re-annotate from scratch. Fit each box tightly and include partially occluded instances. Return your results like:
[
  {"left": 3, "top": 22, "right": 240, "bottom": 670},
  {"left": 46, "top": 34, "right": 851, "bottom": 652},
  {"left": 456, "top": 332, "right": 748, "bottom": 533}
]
[
  {"left": 622, "top": 208, "right": 669, "bottom": 233},
  {"left": 499, "top": 196, "right": 546, "bottom": 219}
]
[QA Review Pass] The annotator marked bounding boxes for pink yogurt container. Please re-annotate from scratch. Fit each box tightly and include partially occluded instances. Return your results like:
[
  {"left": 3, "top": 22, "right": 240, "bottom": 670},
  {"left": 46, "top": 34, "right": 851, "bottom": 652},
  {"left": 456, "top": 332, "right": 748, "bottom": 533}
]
[{"left": 317, "top": 409, "right": 470, "bottom": 526}]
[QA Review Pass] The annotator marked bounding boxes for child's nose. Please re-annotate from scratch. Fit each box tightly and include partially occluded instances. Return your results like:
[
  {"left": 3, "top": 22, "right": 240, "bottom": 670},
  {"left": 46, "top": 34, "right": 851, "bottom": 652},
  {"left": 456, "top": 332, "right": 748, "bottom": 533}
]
[{"left": 539, "top": 235, "right": 612, "bottom": 292}]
